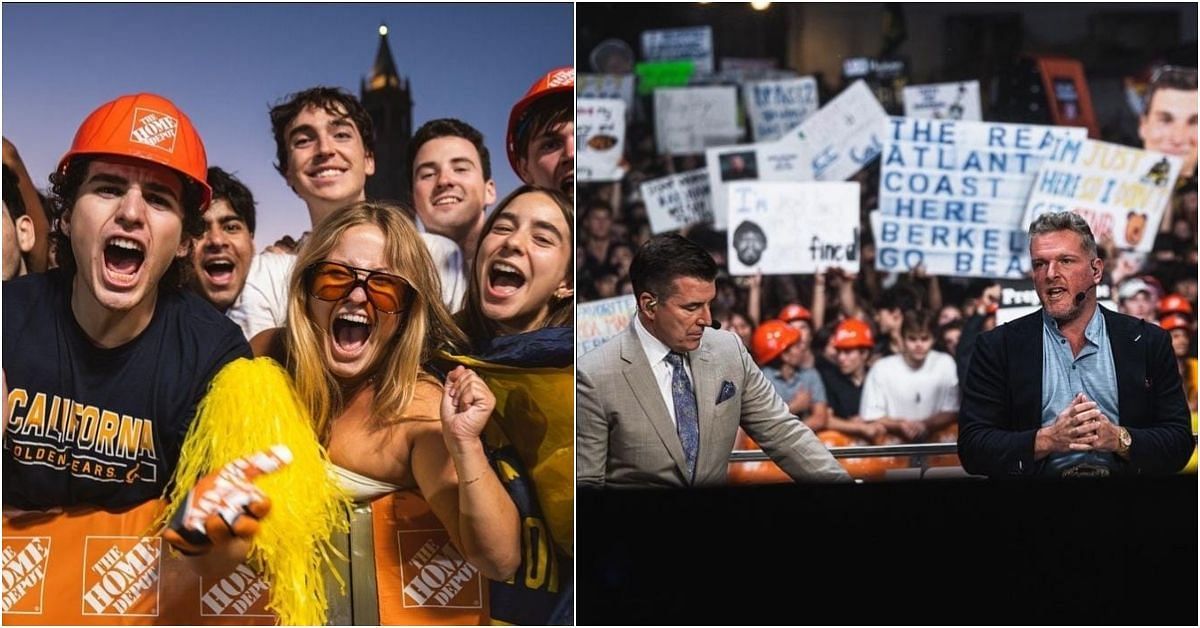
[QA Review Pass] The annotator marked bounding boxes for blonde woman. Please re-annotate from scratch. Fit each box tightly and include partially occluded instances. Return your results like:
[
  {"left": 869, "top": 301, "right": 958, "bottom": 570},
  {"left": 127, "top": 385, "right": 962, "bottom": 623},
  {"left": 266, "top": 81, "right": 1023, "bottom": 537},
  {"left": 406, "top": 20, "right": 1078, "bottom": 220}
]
[{"left": 252, "top": 201, "right": 519, "bottom": 581}]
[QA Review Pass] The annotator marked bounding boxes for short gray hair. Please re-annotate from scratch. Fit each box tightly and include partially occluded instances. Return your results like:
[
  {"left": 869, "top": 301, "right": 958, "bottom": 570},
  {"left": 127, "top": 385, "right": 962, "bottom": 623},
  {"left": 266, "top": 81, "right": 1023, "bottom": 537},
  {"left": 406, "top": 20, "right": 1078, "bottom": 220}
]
[{"left": 1028, "top": 211, "right": 1098, "bottom": 259}]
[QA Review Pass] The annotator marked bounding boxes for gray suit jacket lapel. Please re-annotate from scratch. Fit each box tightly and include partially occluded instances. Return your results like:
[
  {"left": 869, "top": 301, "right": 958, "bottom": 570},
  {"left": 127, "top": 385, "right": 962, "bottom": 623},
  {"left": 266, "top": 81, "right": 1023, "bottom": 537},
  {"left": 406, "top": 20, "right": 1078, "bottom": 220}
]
[
  {"left": 691, "top": 342, "right": 718, "bottom": 475},
  {"left": 619, "top": 325, "right": 690, "bottom": 477}
]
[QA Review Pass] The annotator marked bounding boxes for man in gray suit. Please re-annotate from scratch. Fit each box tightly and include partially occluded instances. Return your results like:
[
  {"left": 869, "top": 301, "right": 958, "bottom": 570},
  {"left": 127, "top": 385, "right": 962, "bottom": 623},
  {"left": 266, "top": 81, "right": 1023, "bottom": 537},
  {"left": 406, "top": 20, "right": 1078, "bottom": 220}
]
[{"left": 577, "top": 234, "right": 850, "bottom": 488}]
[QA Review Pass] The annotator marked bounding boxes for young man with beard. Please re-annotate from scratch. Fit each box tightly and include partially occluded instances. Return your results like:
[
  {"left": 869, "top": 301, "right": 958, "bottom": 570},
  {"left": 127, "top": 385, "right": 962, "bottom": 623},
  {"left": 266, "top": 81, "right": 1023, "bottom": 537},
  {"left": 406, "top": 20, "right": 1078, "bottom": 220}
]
[
  {"left": 507, "top": 67, "right": 575, "bottom": 199},
  {"left": 860, "top": 310, "right": 960, "bottom": 443},
  {"left": 2, "top": 93, "right": 251, "bottom": 512},
  {"left": 190, "top": 167, "right": 263, "bottom": 336},
  {"left": 408, "top": 118, "right": 497, "bottom": 311}
]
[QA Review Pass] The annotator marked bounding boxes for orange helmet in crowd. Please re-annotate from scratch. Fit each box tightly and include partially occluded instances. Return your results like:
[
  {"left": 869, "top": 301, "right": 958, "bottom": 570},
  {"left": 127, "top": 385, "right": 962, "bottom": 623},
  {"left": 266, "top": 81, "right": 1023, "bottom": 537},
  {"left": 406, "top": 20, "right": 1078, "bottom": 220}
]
[
  {"left": 1158, "top": 293, "right": 1194, "bottom": 318},
  {"left": 1160, "top": 313, "right": 1190, "bottom": 332},
  {"left": 779, "top": 303, "right": 812, "bottom": 324},
  {"left": 751, "top": 319, "right": 801, "bottom": 365},
  {"left": 507, "top": 66, "right": 574, "bottom": 177},
  {"left": 832, "top": 318, "right": 874, "bottom": 350},
  {"left": 57, "top": 92, "right": 212, "bottom": 210}
]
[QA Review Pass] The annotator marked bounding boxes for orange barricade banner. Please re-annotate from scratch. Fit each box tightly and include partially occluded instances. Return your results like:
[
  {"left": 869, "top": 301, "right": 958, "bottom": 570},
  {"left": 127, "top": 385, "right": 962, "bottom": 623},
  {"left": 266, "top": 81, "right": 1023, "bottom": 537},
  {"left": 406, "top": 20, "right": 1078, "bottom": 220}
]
[
  {"left": 2, "top": 500, "right": 276, "bottom": 625},
  {"left": 371, "top": 490, "right": 488, "bottom": 625}
]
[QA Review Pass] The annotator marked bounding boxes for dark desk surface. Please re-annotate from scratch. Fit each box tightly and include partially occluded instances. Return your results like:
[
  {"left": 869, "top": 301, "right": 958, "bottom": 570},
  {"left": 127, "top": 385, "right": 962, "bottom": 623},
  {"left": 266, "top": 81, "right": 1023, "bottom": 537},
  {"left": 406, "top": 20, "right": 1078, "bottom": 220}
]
[{"left": 578, "top": 474, "right": 1198, "bottom": 625}]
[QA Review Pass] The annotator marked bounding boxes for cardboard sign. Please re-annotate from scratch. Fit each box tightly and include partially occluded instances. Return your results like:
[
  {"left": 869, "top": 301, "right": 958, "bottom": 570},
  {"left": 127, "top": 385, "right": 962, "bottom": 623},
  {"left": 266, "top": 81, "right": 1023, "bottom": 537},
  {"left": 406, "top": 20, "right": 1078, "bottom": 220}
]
[
  {"left": 641, "top": 26, "right": 714, "bottom": 74},
  {"left": 902, "top": 81, "right": 982, "bottom": 121},
  {"left": 642, "top": 168, "right": 713, "bottom": 234},
  {"left": 996, "top": 279, "right": 1116, "bottom": 325},
  {"left": 577, "top": 294, "right": 637, "bottom": 357},
  {"left": 1022, "top": 138, "right": 1182, "bottom": 252},
  {"left": 778, "top": 80, "right": 888, "bottom": 182},
  {"left": 726, "top": 182, "right": 861, "bottom": 276},
  {"left": 634, "top": 61, "right": 695, "bottom": 95},
  {"left": 876, "top": 117, "right": 1087, "bottom": 278},
  {"left": 743, "top": 76, "right": 820, "bottom": 142},
  {"left": 705, "top": 142, "right": 810, "bottom": 230},
  {"left": 654, "top": 86, "right": 740, "bottom": 155},
  {"left": 577, "top": 99, "right": 626, "bottom": 182},
  {"left": 578, "top": 74, "right": 636, "bottom": 116}
]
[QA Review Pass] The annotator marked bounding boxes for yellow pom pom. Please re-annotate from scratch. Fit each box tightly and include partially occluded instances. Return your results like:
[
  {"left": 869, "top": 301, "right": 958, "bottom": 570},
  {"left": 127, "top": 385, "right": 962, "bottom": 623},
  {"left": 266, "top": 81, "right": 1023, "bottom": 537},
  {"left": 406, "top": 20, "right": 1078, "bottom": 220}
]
[{"left": 156, "top": 357, "right": 350, "bottom": 626}]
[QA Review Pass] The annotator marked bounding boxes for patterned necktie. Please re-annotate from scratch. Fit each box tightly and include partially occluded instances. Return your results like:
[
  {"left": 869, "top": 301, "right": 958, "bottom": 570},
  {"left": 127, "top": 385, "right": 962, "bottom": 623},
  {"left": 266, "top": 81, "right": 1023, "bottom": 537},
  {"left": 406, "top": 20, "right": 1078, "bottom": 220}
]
[{"left": 664, "top": 351, "right": 699, "bottom": 480}]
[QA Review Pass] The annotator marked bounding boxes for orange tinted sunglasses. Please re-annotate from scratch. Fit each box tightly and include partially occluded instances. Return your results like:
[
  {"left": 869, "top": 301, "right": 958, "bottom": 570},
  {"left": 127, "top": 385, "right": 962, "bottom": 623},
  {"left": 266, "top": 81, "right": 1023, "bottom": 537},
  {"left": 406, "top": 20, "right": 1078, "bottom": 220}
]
[{"left": 303, "top": 261, "right": 410, "bottom": 314}]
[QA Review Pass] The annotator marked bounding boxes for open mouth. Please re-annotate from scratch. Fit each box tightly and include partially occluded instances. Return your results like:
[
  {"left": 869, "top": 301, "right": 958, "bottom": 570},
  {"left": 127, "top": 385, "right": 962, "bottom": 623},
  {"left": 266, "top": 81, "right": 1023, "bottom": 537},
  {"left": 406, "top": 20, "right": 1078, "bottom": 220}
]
[
  {"left": 306, "top": 167, "right": 347, "bottom": 183},
  {"left": 331, "top": 312, "right": 372, "bottom": 354},
  {"left": 202, "top": 259, "right": 236, "bottom": 285},
  {"left": 1046, "top": 287, "right": 1068, "bottom": 300},
  {"left": 487, "top": 261, "right": 526, "bottom": 297},
  {"left": 104, "top": 237, "right": 145, "bottom": 282},
  {"left": 433, "top": 194, "right": 463, "bottom": 207}
]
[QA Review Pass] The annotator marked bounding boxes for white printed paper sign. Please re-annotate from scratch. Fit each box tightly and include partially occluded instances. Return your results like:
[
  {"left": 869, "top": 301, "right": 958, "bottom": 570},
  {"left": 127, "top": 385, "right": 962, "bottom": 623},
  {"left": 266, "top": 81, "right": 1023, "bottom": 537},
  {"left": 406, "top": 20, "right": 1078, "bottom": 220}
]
[
  {"left": 1021, "top": 139, "right": 1182, "bottom": 252},
  {"left": 876, "top": 117, "right": 1087, "bottom": 278},
  {"left": 654, "top": 86, "right": 740, "bottom": 155},
  {"left": 577, "top": 294, "right": 638, "bottom": 357},
  {"left": 577, "top": 99, "right": 626, "bottom": 182},
  {"left": 578, "top": 74, "right": 636, "bottom": 116},
  {"left": 778, "top": 80, "right": 887, "bottom": 182},
  {"left": 743, "top": 76, "right": 820, "bottom": 142},
  {"left": 705, "top": 142, "right": 809, "bottom": 230},
  {"left": 641, "top": 169, "right": 713, "bottom": 234},
  {"left": 641, "top": 26, "right": 714, "bottom": 74},
  {"left": 726, "top": 182, "right": 861, "bottom": 276},
  {"left": 902, "top": 81, "right": 982, "bottom": 121}
]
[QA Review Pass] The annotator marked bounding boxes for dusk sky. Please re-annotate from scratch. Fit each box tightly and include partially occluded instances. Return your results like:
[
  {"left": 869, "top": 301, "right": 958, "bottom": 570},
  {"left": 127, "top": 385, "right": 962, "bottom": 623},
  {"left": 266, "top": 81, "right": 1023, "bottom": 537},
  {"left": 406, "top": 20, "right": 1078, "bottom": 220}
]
[{"left": 3, "top": 3, "right": 573, "bottom": 247}]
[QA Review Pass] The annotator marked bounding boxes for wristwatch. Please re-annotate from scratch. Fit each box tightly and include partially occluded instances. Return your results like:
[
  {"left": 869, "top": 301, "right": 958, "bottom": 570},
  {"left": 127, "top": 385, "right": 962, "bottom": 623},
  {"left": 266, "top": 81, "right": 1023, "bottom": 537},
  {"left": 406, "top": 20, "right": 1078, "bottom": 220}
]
[{"left": 1116, "top": 426, "right": 1132, "bottom": 458}]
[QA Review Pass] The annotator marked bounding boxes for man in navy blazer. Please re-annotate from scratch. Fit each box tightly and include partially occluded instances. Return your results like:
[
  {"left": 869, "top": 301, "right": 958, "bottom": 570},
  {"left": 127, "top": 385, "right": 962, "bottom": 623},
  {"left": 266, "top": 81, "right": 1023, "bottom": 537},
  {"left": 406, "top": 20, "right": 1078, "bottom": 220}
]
[
  {"left": 959, "top": 212, "right": 1192, "bottom": 478},
  {"left": 577, "top": 234, "right": 849, "bottom": 488}
]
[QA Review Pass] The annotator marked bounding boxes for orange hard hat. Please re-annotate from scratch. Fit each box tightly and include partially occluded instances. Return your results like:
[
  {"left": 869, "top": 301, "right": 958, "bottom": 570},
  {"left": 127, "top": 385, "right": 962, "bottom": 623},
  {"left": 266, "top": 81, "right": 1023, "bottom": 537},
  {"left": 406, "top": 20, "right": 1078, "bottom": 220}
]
[
  {"left": 1158, "top": 293, "right": 1194, "bottom": 317},
  {"left": 832, "top": 318, "right": 875, "bottom": 350},
  {"left": 57, "top": 93, "right": 211, "bottom": 209},
  {"left": 751, "top": 319, "right": 801, "bottom": 365},
  {"left": 779, "top": 303, "right": 812, "bottom": 323},
  {"left": 507, "top": 66, "right": 574, "bottom": 178},
  {"left": 1160, "top": 313, "right": 1190, "bottom": 332}
]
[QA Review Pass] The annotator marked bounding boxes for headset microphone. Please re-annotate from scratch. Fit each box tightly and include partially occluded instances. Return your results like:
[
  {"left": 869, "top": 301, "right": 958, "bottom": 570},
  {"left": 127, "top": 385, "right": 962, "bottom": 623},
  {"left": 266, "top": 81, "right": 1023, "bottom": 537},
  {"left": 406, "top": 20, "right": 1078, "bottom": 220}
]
[
  {"left": 711, "top": 320, "right": 722, "bottom": 330},
  {"left": 1074, "top": 291, "right": 1087, "bottom": 304}
]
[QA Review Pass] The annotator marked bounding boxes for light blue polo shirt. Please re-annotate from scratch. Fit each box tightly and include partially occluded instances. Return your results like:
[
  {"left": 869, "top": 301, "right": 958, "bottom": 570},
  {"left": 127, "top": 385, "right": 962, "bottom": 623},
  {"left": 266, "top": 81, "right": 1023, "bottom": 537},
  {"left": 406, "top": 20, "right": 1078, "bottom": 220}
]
[{"left": 1041, "top": 307, "right": 1120, "bottom": 475}]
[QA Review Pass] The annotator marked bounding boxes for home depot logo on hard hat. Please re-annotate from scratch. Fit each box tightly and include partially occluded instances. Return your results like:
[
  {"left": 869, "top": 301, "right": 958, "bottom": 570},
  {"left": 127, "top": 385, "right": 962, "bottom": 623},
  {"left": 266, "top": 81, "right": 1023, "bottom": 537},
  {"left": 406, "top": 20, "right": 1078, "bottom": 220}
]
[
  {"left": 546, "top": 67, "right": 574, "bottom": 88},
  {"left": 1, "top": 536, "right": 51, "bottom": 614},
  {"left": 129, "top": 107, "right": 179, "bottom": 153},
  {"left": 398, "top": 531, "right": 482, "bottom": 608},
  {"left": 81, "top": 536, "right": 161, "bottom": 616}
]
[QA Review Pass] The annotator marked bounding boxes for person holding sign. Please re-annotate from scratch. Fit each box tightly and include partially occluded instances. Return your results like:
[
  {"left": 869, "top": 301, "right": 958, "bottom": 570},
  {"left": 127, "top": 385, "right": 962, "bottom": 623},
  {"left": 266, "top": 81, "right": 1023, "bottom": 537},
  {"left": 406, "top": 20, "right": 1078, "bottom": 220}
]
[
  {"left": 1140, "top": 65, "right": 1196, "bottom": 239},
  {"left": 577, "top": 234, "right": 849, "bottom": 487},
  {"left": 959, "top": 211, "right": 1192, "bottom": 478}
]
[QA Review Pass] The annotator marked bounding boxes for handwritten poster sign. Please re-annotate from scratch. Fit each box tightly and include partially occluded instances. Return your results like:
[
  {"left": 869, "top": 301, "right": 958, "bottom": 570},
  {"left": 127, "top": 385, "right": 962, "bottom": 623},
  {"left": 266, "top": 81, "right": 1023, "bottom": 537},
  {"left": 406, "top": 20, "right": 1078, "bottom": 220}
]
[
  {"left": 902, "top": 81, "right": 982, "bottom": 121},
  {"left": 641, "top": 26, "right": 714, "bottom": 74},
  {"left": 654, "top": 86, "right": 740, "bottom": 155},
  {"left": 726, "top": 182, "right": 861, "bottom": 276},
  {"left": 778, "top": 80, "right": 887, "bottom": 182},
  {"left": 743, "top": 76, "right": 820, "bottom": 142},
  {"left": 876, "top": 117, "right": 1087, "bottom": 278},
  {"left": 577, "top": 99, "right": 626, "bottom": 182},
  {"left": 1021, "top": 139, "right": 1182, "bottom": 252},
  {"left": 578, "top": 74, "right": 636, "bottom": 115},
  {"left": 577, "top": 294, "right": 638, "bottom": 357},
  {"left": 641, "top": 169, "right": 712, "bottom": 234},
  {"left": 705, "top": 142, "right": 808, "bottom": 230}
]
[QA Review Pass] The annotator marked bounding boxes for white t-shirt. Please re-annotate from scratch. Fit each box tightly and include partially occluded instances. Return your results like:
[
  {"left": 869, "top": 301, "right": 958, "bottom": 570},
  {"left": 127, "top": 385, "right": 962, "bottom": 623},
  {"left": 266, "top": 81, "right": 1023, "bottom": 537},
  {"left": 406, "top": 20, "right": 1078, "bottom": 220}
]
[
  {"left": 225, "top": 251, "right": 294, "bottom": 340},
  {"left": 860, "top": 351, "right": 960, "bottom": 421},
  {"left": 420, "top": 232, "right": 467, "bottom": 313}
]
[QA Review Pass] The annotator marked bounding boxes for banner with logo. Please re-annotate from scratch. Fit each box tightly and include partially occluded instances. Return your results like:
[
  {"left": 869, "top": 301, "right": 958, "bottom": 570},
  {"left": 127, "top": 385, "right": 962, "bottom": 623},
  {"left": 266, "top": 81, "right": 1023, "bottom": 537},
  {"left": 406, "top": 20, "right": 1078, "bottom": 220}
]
[
  {"left": 641, "top": 26, "right": 714, "bottom": 74},
  {"left": 653, "top": 86, "right": 740, "bottom": 155},
  {"left": 373, "top": 491, "right": 487, "bottom": 625},
  {"left": 2, "top": 501, "right": 276, "bottom": 625},
  {"left": 578, "top": 74, "right": 636, "bottom": 116},
  {"left": 902, "top": 81, "right": 982, "bottom": 121},
  {"left": 777, "top": 80, "right": 888, "bottom": 182},
  {"left": 742, "top": 76, "right": 820, "bottom": 142},
  {"left": 726, "top": 182, "right": 861, "bottom": 276},
  {"left": 641, "top": 168, "right": 713, "bottom": 234},
  {"left": 577, "top": 294, "right": 637, "bottom": 357},
  {"left": 1021, "top": 138, "right": 1182, "bottom": 252},
  {"left": 876, "top": 117, "right": 1087, "bottom": 278},
  {"left": 705, "top": 142, "right": 808, "bottom": 230},
  {"left": 577, "top": 99, "right": 626, "bottom": 183}
]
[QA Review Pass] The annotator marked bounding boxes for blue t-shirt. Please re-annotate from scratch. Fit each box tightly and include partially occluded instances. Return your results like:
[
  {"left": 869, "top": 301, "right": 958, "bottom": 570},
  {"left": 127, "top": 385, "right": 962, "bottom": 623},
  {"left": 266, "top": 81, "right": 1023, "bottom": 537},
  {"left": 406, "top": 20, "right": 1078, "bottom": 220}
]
[
  {"left": 762, "top": 364, "right": 828, "bottom": 418},
  {"left": 3, "top": 270, "right": 251, "bottom": 509}
]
